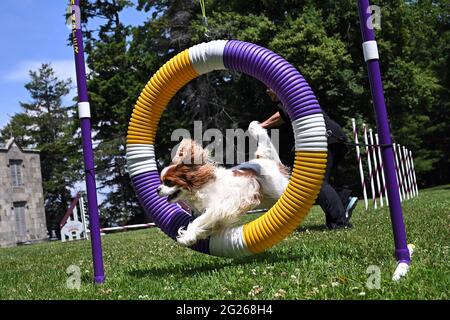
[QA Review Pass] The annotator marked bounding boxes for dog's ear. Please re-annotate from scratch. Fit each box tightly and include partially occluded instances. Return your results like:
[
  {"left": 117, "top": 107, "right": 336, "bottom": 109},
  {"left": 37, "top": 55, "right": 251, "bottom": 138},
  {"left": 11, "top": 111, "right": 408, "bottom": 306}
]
[{"left": 164, "top": 164, "right": 194, "bottom": 191}]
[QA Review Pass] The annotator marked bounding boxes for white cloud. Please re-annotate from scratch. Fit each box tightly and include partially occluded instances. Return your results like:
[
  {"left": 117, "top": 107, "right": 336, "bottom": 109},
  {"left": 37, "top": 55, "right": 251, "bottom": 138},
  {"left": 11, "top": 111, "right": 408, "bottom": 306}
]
[
  {"left": 2, "top": 59, "right": 83, "bottom": 83},
  {"left": 1, "top": 59, "right": 92, "bottom": 108}
]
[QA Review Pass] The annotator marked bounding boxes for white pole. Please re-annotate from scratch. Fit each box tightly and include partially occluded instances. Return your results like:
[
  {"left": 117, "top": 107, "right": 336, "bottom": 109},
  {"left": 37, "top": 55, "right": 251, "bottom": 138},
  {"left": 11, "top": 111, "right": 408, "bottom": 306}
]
[
  {"left": 393, "top": 143, "right": 404, "bottom": 202},
  {"left": 363, "top": 123, "right": 377, "bottom": 209},
  {"left": 409, "top": 150, "right": 419, "bottom": 196},
  {"left": 72, "top": 206, "right": 81, "bottom": 240},
  {"left": 397, "top": 144, "right": 409, "bottom": 200},
  {"left": 79, "top": 194, "right": 89, "bottom": 240},
  {"left": 352, "top": 119, "right": 368, "bottom": 210},
  {"left": 401, "top": 144, "right": 412, "bottom": 200},
  {"left": 369, "top": 129, "right": 383, "bottom": 207},
  {"left": 409, "top": 149, "right": 418, "bottom": 197},
  {"left": 375, "top": 134, "right": 389, "bottom": 206},
  {"left": 403, "top": 146, "right": 414, "bottom": 199},
  {"left": 100, "top": 223, "right": 155, "bottom": 233},
  {"left": 407, "top": 149, "right": 417, "bottom": 197},
  {"left": 72, "top": 205, "right": 79, "bottom": 222}
]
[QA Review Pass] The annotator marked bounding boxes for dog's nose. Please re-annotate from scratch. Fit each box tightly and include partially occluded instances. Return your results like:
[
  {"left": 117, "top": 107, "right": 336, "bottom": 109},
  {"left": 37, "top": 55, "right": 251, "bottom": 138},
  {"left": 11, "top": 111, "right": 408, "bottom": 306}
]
[{"left": 156, "top": 186, "right": 162, "bottom": 194}]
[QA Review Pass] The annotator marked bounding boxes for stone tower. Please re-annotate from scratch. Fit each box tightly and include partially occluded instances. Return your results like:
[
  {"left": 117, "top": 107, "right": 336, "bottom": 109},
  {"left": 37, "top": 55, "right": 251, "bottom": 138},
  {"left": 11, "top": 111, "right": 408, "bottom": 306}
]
[{"left": 0, "top": 138, "right": 47, "bottom": 247}]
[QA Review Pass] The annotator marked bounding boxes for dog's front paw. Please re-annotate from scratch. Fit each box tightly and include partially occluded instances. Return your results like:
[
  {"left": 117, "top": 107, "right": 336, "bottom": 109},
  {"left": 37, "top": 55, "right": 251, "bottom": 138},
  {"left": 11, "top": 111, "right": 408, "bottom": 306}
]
[
  {"left": 248, "top": 121, "right": 266, "bottom": 139},
  {"left": 176, "top": 227, "right": 197, "bottom": 247}
]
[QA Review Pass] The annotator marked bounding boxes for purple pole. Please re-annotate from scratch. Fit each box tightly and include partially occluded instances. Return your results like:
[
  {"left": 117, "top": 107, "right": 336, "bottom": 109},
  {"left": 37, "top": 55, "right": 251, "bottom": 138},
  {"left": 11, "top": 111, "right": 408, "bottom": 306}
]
[
  {"left": 357, "top": 0, "right": 410, "bottom": 264},
  {"left": 71, "top": 0, "right": 105, "bottom": 283}
]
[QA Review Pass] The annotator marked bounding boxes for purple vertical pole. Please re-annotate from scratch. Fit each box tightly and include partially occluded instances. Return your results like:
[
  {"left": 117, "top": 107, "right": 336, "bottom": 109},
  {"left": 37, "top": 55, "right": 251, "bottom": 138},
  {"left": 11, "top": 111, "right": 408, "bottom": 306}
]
[
  {"left": 71, "top": 0, "right": 105, "bottom": 283},
  {"left": 357, "top": 0, "right": 410, "bottom": 265}
]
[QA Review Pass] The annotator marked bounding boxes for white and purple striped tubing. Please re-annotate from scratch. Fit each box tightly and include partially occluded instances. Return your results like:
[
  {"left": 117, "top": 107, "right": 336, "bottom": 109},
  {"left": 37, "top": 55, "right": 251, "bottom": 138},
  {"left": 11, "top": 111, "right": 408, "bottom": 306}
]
[{"left": 127, "top": 40, "right": 327, "bottom": 257}]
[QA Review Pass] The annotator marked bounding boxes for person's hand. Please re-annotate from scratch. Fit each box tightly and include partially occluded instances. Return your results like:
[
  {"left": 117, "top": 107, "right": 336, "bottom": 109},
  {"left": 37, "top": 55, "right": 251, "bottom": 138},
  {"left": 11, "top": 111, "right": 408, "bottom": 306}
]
[{"left": 260, "top": 112, "right": 284, "bottom": 129}]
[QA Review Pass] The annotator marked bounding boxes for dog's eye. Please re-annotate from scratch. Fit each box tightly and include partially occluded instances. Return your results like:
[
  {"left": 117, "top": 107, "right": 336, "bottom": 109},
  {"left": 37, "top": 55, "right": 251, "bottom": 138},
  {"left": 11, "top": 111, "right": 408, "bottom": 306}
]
[{"left": 164, "top": 180, "right": 174, "bottom": 187}]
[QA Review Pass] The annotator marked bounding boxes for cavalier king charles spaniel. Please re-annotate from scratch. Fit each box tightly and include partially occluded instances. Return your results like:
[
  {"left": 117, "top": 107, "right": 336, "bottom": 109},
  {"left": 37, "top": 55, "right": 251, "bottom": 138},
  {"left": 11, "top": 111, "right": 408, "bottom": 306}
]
[{"left": 157, "top": 121, "right": 290, "bottom": 247}]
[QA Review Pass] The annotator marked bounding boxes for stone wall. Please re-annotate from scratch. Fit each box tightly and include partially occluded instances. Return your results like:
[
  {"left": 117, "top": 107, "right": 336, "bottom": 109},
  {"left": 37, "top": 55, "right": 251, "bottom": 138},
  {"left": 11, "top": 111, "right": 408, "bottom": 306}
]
[{"left": 0, "top": 140, "right": 47, "bottom": 248}]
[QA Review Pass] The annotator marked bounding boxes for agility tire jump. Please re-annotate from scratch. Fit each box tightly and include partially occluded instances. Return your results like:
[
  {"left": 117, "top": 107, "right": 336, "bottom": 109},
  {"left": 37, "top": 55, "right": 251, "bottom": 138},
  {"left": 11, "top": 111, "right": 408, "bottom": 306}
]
[{"left": 126, "top": 40, "right": 328, "bottom": 257}]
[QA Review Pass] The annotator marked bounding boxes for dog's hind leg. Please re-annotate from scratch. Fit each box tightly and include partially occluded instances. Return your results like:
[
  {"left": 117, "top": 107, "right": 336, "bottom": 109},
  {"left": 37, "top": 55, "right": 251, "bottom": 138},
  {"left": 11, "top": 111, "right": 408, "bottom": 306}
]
[{"left": 248, "top": 121, "right": 282, "bottom": 163}]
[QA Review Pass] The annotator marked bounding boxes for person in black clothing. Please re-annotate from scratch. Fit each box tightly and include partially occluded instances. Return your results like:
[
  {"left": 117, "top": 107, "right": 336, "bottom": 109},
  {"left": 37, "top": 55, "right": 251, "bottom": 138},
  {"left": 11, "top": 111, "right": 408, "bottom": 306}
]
[{"left": 259, "top": 88, "right": 357, "bottom": 230}]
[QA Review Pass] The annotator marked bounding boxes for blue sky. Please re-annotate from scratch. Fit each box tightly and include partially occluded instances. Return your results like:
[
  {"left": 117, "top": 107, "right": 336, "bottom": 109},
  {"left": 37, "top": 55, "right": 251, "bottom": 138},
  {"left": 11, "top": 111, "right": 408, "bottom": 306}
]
[{"left": 0, "top": 0, "right": 148, "bottom": 128}]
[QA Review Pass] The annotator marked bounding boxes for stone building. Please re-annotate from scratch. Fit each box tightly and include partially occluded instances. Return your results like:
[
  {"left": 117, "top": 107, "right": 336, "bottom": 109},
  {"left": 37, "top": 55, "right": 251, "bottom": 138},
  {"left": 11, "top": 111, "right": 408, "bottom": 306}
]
[{"left": 0, "top": 138, "right": 47, "bottom": 247}]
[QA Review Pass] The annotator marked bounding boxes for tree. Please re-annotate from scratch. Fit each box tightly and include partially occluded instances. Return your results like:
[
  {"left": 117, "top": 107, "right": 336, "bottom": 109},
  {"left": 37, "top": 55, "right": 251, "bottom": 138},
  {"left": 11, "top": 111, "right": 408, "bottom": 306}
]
[
  {"left": 0, "top": 64, "right": 80, "bottom": 231},
  {"left": 73, "top": 0, "right": 449, "bottom": 226},
  {"left": 78, "top": 0, "right": 147, "bottom": 225}
]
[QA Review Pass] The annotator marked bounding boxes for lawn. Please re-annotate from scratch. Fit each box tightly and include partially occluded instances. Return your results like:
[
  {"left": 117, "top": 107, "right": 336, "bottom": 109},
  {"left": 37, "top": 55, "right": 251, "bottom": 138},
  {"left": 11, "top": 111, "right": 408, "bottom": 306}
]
[{"left": 0, "top": 185, "right": 449, "bottom": 300}]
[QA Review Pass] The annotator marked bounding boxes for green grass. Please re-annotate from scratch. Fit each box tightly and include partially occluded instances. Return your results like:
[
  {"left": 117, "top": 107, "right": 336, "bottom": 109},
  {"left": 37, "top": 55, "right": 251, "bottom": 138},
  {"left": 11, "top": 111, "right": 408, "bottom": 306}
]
[{"left": 1, "top": 185, "right": 449, "bottom": 300}]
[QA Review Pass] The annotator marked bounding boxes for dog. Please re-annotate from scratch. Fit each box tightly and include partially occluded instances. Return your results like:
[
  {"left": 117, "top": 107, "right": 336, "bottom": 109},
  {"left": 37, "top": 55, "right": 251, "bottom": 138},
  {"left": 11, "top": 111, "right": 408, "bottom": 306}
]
[{"left": 157, "top": 121, "right": 290, "bottom": 247}]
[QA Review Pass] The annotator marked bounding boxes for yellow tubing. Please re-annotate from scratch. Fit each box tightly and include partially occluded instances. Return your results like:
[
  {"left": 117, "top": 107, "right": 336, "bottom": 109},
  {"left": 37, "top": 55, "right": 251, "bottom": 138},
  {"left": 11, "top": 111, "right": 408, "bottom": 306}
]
[
  {"left": 126, "top": 50, "right": 198, "bottom": 145},
  {"left": 243, "top": 151, "right": 327, "bottom": 253}
]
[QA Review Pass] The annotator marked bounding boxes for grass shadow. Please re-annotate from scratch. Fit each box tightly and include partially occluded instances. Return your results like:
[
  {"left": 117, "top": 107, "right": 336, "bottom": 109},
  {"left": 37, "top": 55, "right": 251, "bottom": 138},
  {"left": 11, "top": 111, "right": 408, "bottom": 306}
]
[{"left": 127, "top": 249, "right": 311, "bottom": 279}]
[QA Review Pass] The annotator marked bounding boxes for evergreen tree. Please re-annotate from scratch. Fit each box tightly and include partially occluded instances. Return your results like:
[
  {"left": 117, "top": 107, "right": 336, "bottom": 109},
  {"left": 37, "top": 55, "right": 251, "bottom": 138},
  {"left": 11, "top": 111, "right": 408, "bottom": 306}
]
[
  {"left": 69, "top": 0, "right": 449, "bottom": 226},
  {"left": 78, "top": 0, "right": 146, "bottom": 225},
  {"left": 0, "top": 64, "right": 79, "bottom": 231}
]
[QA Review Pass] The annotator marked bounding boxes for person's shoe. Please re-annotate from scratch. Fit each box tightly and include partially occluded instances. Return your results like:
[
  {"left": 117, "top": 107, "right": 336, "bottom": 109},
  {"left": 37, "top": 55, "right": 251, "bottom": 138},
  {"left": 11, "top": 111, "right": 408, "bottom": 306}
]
[
  {"left": 345, "top": 197, "right": 358, "bottom": 220},
  {"left": 329, "top": 221, "right": 353, "bottom": 230}
]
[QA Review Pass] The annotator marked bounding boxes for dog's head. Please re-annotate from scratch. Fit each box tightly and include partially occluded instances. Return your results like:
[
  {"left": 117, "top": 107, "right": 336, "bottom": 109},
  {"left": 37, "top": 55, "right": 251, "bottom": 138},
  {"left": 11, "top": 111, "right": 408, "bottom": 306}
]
[{"left": 157, "top": 139, "right": 215, "bottom": 203}]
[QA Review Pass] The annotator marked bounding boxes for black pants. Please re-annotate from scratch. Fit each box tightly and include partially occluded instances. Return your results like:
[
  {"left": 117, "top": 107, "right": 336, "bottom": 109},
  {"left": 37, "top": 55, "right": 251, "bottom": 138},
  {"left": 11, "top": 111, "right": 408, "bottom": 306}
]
[{"left": 317, "top": 143, "right": 352, "bottom": 229}]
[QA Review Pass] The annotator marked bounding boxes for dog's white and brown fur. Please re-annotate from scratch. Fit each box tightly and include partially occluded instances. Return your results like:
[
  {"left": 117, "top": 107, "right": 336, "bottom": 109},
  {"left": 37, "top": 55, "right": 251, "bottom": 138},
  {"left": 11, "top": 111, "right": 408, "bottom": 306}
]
[{"left": 157, "top": 121, "right": 290, "bottom": 247}]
